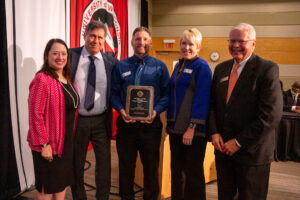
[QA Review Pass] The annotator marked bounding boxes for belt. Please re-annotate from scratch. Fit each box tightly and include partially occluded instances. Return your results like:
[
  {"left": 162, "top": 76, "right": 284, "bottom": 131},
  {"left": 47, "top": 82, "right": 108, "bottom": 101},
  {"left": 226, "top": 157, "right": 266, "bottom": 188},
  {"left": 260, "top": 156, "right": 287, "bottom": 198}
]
[{"left": 79, "top": 111, "right": 106, "bottom": 118}]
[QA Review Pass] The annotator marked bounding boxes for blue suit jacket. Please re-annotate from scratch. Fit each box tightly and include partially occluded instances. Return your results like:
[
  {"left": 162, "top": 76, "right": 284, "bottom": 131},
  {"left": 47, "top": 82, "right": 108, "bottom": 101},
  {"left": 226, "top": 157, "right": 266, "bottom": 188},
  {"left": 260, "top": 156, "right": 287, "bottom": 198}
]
[{"left": 69, "top": 47, "right": 118, "bottom": 137}]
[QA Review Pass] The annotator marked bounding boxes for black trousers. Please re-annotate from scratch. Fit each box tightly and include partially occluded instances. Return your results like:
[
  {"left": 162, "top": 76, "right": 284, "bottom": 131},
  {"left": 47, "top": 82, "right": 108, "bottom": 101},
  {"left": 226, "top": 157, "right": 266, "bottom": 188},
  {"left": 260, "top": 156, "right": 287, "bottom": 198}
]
[
  {"left": 169, "top": 134, "right": 207, "bottom": 200},
  {"left": 215, "top": 154, "right": 271, "bottom": 200},
  {"left": 71, "top": 114, "right": 111, "bottom": 200},
  {"left": 116, "top": 116, "right": 162, "bottom": 200}
]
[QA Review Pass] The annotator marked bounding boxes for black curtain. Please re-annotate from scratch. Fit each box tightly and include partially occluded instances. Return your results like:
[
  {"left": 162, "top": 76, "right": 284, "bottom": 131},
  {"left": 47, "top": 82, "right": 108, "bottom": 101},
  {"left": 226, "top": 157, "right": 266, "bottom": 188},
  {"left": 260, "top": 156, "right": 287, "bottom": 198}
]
[
  {"left": 0, "top": 0, "right": 20, "bottom": 199},
  {"left": 141, "top": 0, "right": 148, "bottom": 28}
]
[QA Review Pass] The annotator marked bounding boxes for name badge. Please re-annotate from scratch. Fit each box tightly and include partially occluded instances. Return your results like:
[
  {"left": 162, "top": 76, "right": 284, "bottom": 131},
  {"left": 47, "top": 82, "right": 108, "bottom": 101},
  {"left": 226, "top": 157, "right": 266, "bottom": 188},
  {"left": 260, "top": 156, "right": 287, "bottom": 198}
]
[
  {"left": 183, "top": 68, "right": 193, "bottom": 74},
  {"left": 220, "top": 76, "right": 229, "bottom": 83},
  {"left": 122, "top": 71, "right": 131, "bottom": 77}
]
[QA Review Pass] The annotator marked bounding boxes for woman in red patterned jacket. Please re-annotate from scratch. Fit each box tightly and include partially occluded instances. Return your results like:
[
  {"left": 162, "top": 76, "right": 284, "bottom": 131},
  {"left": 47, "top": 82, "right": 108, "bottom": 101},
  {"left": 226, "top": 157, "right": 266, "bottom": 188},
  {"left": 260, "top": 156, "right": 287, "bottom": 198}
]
[{"left": 27, "top": 38, "right": 79, "bottom": 200}]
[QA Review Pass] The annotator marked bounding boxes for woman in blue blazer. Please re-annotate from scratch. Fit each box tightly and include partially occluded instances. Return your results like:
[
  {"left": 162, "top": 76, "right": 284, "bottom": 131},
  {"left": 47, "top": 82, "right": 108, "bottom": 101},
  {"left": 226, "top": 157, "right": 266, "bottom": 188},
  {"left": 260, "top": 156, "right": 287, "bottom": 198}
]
[{"left": 166, "top": 28, "right": 212, "bottom": 200}]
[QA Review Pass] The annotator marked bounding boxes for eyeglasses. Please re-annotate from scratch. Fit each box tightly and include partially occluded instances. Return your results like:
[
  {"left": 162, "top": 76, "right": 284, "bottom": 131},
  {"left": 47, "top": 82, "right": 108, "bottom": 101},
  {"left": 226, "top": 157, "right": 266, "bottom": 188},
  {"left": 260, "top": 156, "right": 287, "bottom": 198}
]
[{"left": 228, "top": 40, "right": 254, "bottom": 45}]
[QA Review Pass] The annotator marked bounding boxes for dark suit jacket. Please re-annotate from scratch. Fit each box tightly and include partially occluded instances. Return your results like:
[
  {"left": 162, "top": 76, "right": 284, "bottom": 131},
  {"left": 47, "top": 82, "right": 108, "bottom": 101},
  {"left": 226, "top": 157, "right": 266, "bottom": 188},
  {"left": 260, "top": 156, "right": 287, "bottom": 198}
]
[
  {"left": 283, "top": 89, "right": 300, "bottom": 111},
  {"left": 208, "top": 54, "right": 283, "bottom": 165},
  {"left": 69, "top": 47, "right": 118, "bottom": 137}
]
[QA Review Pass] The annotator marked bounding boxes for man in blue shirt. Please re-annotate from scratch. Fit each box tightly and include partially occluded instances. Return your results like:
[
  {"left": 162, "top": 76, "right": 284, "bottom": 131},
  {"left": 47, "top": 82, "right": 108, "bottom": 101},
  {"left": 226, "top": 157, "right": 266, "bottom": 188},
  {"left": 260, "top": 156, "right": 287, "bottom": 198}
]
[{"left": 111, "top": 27, "right": 169, "bottom": 200}]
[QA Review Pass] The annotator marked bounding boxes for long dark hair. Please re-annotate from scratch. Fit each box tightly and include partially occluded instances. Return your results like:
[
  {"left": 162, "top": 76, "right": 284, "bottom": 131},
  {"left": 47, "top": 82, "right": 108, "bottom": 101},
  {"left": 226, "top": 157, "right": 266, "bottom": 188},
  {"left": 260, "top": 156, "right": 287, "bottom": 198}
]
[{"left": 37, "top": 38, "right": 71, "bottom": 82}]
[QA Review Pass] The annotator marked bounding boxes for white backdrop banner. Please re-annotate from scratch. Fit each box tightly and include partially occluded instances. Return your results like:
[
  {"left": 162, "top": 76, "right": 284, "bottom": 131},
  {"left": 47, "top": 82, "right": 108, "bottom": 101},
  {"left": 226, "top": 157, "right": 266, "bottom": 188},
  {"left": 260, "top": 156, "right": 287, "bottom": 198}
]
[{"left": 6, "top": 0, "right": 66, "bottom": 192}]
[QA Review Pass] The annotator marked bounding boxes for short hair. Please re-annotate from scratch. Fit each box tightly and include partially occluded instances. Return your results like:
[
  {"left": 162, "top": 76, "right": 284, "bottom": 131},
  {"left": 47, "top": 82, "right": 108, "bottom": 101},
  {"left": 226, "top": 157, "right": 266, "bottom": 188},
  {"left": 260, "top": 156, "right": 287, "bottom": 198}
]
[
  {"left": 292, "top": 81, "right": 300, "bottom": 89},
  {"left": 132, "top": 26, "right": 151, "bottom": 39},
  {"left": 37, "top": 38, "right": 71, "bottom": 82},
  {"left": 231, "top": 23, "right": 256, "bottom": 40},
  {"left": 85, "top": 21, "right": 107, "bottom": 37},
  {"left": 181, "top": 28, "right": 202, "bottom": 49}
]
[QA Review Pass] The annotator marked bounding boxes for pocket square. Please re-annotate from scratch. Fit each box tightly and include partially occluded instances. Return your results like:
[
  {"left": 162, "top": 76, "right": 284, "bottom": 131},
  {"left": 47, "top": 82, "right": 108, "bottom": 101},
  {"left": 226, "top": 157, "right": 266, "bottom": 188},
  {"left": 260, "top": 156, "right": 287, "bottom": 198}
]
[{"left": 220, "top": 76, "right": 229, "bottom": 83}]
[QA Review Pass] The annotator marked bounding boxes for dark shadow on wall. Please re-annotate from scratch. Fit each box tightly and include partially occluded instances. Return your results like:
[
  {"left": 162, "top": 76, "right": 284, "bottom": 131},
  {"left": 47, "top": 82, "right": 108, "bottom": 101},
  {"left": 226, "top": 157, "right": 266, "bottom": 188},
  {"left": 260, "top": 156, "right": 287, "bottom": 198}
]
[{"left": 0, "top": 0, "right": 20, "bottom": 199}]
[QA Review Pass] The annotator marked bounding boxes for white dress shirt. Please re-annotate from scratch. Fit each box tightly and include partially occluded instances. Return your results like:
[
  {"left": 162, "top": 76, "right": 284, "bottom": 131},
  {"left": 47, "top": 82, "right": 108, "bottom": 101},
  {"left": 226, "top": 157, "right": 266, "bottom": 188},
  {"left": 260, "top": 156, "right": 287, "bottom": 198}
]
[{"left": 74, "top": 47, "right": 107, "bottom": 116}]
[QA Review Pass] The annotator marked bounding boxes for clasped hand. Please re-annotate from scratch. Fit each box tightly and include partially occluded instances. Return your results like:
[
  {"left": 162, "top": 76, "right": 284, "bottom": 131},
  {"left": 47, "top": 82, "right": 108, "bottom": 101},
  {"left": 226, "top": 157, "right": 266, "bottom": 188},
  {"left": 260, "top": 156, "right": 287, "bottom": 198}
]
[
  {"left": 211, "top": 134, "right": 240, "bottom": 156},
  {"left": 120, "top": 109, "right": 156, "bottom": 124}
]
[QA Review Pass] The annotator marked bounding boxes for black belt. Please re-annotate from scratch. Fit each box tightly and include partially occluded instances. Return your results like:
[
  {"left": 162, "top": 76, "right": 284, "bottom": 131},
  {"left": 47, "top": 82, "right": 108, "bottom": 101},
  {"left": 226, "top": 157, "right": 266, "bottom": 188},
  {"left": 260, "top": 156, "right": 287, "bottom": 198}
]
[{"left": 79, "top": 111, "right": 106, "bottom": 118}]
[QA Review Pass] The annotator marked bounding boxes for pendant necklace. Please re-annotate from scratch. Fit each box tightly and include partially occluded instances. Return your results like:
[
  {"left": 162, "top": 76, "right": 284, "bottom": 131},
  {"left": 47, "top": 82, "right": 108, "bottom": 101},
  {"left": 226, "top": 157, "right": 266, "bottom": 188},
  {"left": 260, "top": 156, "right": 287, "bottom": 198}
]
[{"left": 59, "top": 81, "right": 79, "bottom": 108}]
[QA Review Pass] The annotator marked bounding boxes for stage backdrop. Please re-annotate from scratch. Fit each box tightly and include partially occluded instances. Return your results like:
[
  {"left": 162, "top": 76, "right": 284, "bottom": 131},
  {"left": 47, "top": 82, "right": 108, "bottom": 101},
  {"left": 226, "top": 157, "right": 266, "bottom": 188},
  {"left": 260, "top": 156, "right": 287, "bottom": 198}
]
[{"left": 70, "top": 0, "right": 128, "bottom": 60}]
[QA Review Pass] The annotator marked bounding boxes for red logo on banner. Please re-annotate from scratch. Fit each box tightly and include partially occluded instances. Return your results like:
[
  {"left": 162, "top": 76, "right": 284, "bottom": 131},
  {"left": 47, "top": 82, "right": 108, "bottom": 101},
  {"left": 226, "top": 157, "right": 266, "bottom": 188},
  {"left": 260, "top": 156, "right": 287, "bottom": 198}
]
[{"left": 70, "top": 0, "right": 127, "bottom": 60}]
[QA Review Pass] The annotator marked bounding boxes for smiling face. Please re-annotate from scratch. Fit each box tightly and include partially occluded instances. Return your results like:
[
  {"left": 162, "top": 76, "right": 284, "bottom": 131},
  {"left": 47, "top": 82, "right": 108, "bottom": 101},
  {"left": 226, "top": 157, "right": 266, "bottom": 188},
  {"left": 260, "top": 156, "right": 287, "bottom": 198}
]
[
  {"left": 131, "top": 30, "right": 152, "bottom": 58},
  {"left": 47, "top": 42, "right": 68, "bottom": 74},
  {"left": 84, "top": 28, "right": 105, "bottom": 55},
  {"left": 229, "top": 29, "right": 256, "bottom": 63},
  {"left": 180, "top": 36, "right": 200, "bottom": 60}
]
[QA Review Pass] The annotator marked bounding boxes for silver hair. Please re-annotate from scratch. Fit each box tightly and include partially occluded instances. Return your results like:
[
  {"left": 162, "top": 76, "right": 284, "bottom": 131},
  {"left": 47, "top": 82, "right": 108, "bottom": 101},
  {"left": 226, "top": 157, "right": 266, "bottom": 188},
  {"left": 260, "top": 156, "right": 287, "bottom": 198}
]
[{"left": 231, "top": 23, "right": 256, "bottom": 40}]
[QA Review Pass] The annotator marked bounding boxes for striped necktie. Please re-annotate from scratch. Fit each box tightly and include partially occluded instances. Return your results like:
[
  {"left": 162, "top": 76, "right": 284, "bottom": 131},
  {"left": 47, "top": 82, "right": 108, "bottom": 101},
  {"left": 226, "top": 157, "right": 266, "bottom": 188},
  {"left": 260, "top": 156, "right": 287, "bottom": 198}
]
[
  {"left": 84, "top": 56, "right": 96, "bottom": 111},
  {"left": 135, "top": 59, "right": 143, "bottom": 85}
]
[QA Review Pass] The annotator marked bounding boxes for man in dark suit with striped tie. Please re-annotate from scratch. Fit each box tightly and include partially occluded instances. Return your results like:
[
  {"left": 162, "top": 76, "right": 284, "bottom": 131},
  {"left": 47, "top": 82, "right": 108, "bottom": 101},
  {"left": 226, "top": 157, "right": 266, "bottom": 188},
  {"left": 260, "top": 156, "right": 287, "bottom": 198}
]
[
  {"left": 70, "top": 21, "right": 118, "bottom": 200},
  {"left": 208, "top": 23, "right": 283, "bottom": 200}
]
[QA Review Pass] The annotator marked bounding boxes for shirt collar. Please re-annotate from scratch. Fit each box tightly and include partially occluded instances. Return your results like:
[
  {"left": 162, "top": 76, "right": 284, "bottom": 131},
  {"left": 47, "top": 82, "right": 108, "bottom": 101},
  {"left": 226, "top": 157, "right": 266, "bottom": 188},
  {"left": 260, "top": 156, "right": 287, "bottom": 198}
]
[
  {"left": 233, "top": 53, "right": 252, "bottom": 69},
  {"left": 132, "top": 54, "right": 150, "bottom": 65},
  {"left": 82, "top": 46, "right": 103, "bottom": 60}
]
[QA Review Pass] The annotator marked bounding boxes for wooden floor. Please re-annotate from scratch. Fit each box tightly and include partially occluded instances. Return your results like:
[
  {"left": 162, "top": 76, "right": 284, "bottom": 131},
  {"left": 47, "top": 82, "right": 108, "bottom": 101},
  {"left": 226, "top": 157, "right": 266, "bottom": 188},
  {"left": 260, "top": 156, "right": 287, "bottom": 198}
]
[{"left": 21, "top": 140, "right": 300, "bottom": 200}]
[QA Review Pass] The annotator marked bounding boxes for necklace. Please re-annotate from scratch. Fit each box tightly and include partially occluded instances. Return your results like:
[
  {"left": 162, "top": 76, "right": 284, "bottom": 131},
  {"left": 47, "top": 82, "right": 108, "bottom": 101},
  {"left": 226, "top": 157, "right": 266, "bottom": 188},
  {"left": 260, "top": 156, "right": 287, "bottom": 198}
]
[{"left": 59, "top": 82, "right": 79, "bottom": 108}]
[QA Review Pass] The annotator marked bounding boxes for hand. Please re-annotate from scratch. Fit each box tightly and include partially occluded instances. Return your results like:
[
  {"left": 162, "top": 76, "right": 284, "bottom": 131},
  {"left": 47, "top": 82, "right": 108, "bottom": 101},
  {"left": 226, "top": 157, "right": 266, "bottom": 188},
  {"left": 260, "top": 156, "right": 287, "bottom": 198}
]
[
  {"left": 41, "top": 144, "right": 53, "bottom": 162},
  {"left": 295, "top": 106, "right": 300, "bottom": 113},
  {"left": 182, "top": 127, "right": 194, "bottom": 146},
  {"left": 140, "top": 110, "right": 157, "bottom": 124},
  {"left": 222, "top": 139, "right": 240, "bottom": 156},
  {"left": 211, "top": 133, "right": 224, "bottom": 152},
  {"left": 120, "top": 109, "right": 136, "bottom": 123}
]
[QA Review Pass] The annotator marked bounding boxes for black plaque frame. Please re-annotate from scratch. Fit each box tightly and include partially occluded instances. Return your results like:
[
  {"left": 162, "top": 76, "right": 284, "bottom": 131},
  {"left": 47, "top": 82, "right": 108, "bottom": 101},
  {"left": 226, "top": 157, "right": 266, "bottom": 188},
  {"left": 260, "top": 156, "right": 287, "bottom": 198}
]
[{"left": 125, "top": 85, "right": 154, "bottom": 120}]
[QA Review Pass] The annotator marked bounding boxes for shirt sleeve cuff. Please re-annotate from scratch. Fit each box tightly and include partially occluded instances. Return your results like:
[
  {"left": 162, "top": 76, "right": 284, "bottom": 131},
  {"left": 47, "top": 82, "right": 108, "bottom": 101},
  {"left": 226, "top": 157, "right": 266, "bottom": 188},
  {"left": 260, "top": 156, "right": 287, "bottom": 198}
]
[
  {"left": 235, "top": 139, "right": 242, "bottom": 147},
  {"left": 292, "top": 106, "right": 296, "bottom": 111}
]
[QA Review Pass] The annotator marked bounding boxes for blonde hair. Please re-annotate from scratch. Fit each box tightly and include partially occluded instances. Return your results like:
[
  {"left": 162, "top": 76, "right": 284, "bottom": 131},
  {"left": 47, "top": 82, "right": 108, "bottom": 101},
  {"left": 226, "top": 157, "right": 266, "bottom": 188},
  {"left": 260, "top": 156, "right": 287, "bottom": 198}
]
[{"left": 181, "top": 28, "right": 202, "bottom": 48}]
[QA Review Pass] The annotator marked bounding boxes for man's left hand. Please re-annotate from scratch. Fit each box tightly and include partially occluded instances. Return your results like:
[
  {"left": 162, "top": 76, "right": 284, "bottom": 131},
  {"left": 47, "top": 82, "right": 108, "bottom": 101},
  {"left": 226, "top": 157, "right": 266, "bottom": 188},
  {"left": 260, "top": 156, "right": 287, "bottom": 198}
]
[
  {"left": 140, "top": 110, "right": 157, "bottom": 124},
  {"left": 222, "top": 139, "right": 240, "bottom": 156},
  {"left": 295, "top": 106, "right": 300, "bottom": 113}
]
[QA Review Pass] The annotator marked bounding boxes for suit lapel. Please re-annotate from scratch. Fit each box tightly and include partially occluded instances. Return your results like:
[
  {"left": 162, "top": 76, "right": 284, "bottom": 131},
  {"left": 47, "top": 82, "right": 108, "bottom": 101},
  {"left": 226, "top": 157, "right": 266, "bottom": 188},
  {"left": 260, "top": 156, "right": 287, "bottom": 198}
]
[
  {"left": 101, "top": 52, "right": 111, "bottom": 106},
  {"left": 227, "top": 54, "right": 256, "bottom": 106},
  {"left": 71, "top": 47, "right": 83, "bottom": 82},
  {"left": 220, "top": 60, "right": 234, "bottom": 105}
]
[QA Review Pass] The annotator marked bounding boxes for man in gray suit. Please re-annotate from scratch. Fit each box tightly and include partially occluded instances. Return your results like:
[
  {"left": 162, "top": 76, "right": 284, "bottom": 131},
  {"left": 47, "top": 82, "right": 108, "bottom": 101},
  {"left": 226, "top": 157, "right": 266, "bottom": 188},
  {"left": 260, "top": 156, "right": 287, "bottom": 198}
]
[
  {"left": 70, "top": 21, "right": 118, "bottom": 200},
  {"left": 208, "top": 23, "right": 282, "bottom": 200}
]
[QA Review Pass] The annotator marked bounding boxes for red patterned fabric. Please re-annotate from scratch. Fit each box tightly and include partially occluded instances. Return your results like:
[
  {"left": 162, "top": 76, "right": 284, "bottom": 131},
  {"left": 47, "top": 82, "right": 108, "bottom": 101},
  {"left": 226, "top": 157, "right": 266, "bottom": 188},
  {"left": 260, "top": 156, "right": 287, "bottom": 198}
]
[
  {"left": 70, "top": 0, "right": 128, "bottom": 60},
  {"left": 27, "top": 73, "right": 67, "bottom": 157}
]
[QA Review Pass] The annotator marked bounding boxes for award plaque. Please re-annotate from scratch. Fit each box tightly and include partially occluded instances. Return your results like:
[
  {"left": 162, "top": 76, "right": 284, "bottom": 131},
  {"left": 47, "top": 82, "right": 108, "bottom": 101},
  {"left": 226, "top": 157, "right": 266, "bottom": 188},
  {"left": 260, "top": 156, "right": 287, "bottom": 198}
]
[{"left": 125, "top": 85, "right": 154, "bottom": 120}]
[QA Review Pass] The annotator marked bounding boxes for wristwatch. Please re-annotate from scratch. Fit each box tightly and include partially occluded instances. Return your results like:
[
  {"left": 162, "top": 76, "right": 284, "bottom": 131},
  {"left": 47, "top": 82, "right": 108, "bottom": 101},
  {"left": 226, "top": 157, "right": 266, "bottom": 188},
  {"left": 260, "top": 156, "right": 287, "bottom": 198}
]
[
  {"left": 188, "top": 122, "right": 196, "bottom": 129},
  {"left": 41, "top": 143, "right": 49, "bottom": 148}
]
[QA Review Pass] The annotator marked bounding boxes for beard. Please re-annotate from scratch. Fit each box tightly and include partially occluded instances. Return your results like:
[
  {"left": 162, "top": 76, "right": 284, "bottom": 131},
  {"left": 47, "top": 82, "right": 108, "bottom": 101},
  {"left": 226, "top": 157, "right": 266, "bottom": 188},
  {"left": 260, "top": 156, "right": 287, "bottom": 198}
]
[{"left": 135, "top": 43, "right": 151, "bottom": 57}]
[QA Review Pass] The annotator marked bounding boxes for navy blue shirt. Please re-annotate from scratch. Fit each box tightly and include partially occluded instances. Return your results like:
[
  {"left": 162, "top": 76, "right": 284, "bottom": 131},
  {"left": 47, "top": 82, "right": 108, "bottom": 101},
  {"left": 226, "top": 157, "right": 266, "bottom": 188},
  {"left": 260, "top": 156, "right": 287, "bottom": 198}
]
[{"left": 111, "top": 55, "right": 170, "bottom": 114}]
